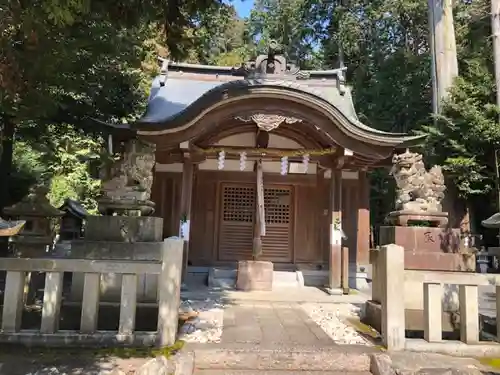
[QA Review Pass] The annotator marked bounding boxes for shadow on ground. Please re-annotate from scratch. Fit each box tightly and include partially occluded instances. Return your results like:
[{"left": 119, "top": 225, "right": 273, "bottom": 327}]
[{"left": 0, "top": 340, "right": 184, "bottom": 375}]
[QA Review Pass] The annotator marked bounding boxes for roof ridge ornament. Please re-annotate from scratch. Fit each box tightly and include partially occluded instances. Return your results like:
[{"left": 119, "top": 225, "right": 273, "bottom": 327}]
[
  {"left": 235, "top": 113, "right": 303, "bottom": 132},
  {"left": 238, "top": 40, "right": 310, "bottom": 81}
]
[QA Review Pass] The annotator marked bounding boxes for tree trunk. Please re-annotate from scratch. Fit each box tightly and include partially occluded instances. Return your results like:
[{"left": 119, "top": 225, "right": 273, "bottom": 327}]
[{"left": 0, "top": 117, "right": 15, "bottom": 213}]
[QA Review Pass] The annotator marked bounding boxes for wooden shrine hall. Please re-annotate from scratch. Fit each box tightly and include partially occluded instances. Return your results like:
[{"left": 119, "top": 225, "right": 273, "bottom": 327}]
[{"left": 100, "top": 42, "right": 423, "bottom": 289}]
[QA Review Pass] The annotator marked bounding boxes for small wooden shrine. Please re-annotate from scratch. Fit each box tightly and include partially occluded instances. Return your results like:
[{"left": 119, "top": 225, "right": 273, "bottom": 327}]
[
  {"left": 96, "top": 41, "right": 425, "bottom": 290},
  {"left": 59, "top": 198, "right": 88, "bottom": 240}
]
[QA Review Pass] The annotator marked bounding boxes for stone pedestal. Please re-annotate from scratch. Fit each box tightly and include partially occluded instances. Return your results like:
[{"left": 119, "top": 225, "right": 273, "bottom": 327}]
[
  {"left": 386, "top": 210, "right": 449, "bottom": 227},
  {"left": 236, "top": 261, "right": 273, "bottom": 291},
  {"left": 69, "top": 216, "right": 165, "bottom": 303},
  {"left": 84, "top": 216, "right": 163, "bottom": 242},
  {"left": 379, "top": 224, "right": 475, "bottom": 314},
  {"left": 68, "top": 241, "right": 163, "bottom": 302},
  {"left": 379, "top": 226, "right": 474, "bottom": 271}
]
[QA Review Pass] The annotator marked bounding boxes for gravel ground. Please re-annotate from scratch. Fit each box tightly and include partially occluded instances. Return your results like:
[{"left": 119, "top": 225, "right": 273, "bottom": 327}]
[
  {"left": 300, "top": 303, "right": 372, "bottom": 345},
  {"left": 177, "top": 298, "right": 372, "bottom": 346},
  {"left": 178, "top": 299, "right": 225, "bottom": 344}
]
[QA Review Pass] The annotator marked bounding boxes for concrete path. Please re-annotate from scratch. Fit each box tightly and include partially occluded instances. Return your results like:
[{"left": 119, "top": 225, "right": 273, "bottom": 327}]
[
  {"left": 184, "top": 290, "right": 378, "bottom": 374},
  {"left": 220, "top": 302, "right": 335, "bottom": 347}
]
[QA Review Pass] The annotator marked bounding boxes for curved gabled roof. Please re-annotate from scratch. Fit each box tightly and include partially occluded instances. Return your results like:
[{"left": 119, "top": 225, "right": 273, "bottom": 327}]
[
  {"left": 133, "top": 72, "right": 423, "bottom": 149},
  {"left": 95, "top": 49, "right": 425, "bottom": 163}
]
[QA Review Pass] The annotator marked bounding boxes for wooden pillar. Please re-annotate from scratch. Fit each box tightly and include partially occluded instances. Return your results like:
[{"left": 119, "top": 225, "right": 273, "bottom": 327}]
[
  {"left": 329, "top": 169, "right": 342, "bottom": 290},
  {"left": 179, "top": 158, "right": 194, "bottom": 280},
  {"left": 252, "top": 159, "right": 265, "bottom": 259},
  {"left": 356, "top": 170, "right": 370, "bottom": 267}
]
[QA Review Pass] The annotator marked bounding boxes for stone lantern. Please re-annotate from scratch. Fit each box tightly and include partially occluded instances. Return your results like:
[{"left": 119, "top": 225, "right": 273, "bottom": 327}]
[{"left": 3, "top": 185, "right": 64, "bottom": 258}]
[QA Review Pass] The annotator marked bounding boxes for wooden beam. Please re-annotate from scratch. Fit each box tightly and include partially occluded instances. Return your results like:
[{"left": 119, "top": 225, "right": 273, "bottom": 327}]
[
  {"left": 329, "top": 169, "right": 342, "bottom": 290},
  {"left": 253, "top": 159, "right": 265, "bottom": 259},
  {"left": 356, "top": 170, "right": 370, "bottom": 267},
  {"left": 179, "top": 155, "right": 194, "bottom": 280}
]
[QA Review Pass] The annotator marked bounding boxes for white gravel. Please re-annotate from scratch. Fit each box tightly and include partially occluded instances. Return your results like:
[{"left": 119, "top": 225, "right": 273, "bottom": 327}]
[
  {"left": 178, "top": 299, "right": 225, "bottom": 343},
  {"left": 300, "top": 303, "right": 372, "bottom": 345}
]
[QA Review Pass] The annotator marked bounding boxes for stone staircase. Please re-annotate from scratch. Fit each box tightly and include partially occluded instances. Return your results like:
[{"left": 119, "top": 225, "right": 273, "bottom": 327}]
[
  {"left": 205, "top": 267, "right": 369, "bottom": 290},
  {"left": 207, "top": 267, "right": 320, "bottom": 289}
]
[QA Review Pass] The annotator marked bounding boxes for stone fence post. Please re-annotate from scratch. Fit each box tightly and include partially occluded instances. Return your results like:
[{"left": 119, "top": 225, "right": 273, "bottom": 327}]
[
  {"left": 379, "top": 244, "right": 405, "bottom": 351},
  {"left": 157, "top": 238, "right": 184, "bottom": 347}
]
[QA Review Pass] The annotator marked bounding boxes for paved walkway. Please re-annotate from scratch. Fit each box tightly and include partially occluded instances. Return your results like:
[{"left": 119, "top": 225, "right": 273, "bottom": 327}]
[{"left": 221, "top": 302, "right": 335, "bottom": 347}]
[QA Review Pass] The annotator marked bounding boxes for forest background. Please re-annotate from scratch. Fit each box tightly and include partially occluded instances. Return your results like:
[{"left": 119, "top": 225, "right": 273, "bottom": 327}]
[{"left": 0, "top": 0, "right": 496, "bottom": 239}]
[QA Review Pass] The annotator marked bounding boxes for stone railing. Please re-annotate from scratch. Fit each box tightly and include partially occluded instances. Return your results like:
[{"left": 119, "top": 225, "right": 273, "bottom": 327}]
[
  {"left": 372, "top": 244, "right": 500, "bottom": 354},
  {"left": 0, "top": 238, "right": 183, "bottom": 347}
]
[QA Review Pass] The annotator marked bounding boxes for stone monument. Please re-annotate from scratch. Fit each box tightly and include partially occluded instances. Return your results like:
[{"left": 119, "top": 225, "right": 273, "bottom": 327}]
[
  {"left": 365, "top": 150, "right": 476, "bottom": 335},
  {"left": 69, "top": 138, "right": 165, "bottom": 302},
  {"left": 381, "top": 150, "right": 474, "bottom": 271}
]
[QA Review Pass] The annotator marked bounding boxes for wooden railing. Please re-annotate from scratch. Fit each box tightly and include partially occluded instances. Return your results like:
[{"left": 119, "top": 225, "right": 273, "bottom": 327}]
[
  {"left": 0, "top": 238, "right": 183, "bottom": 347},
  {"left": 372, "top": 244, "right": 500, "bottom": 352}
]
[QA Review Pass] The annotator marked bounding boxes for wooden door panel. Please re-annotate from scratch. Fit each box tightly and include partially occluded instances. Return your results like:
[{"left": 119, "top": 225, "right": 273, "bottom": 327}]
[
  {"left": 217, "top": 182, "right": 294, "bottom": 263},
  {"left": 261, "top": 186, "right": 293, "bottom": 262},
  {"left": 217, "top": 184, "right": 255, "bottom": 261}
]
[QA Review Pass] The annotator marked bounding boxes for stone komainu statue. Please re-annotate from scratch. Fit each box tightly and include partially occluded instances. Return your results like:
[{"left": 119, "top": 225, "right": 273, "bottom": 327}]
[
  {"left": 99, "top": 139, "right": 156, "bottom": 204},
  {"left": 390, "top": 150, "right": 446, "bottom": 213}
]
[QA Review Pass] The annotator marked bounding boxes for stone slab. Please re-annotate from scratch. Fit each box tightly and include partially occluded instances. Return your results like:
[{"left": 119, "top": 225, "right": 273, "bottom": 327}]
[
  {"left": 389, "top": 350, "right": 489, "bottom": 373},
  {"left": 192, "top": 346, "right": 373, "bottom": 371},
  {"left": 236, "top": 261, "right": 273, "bottom": 291},
  {"left": 220, "top": 303, "right": 335, "bottom": 347},
  {"left": 69, "top": 241, "right": 162, "bottom": 260},
  {"left": 194, "top": 371, "right": 371, "bottom": 375},
  {"left": 84, "top": 216, "right": 163, "bottom": 242}
]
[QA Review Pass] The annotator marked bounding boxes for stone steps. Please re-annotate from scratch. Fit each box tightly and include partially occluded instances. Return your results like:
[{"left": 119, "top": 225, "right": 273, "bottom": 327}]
[{"left": 188, "top": 344, "right": 379, "bottom": 373}]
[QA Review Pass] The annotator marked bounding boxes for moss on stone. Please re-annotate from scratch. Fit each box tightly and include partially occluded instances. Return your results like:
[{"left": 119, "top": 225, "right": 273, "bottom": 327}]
[
  {"left": 346, "top": 317, "right": 379, "bottom": 339},
  {"left": 94, "top": 340, "right": 185, "bottom": 358},
  {"left": 0, "top": 340, "right": 186, "bottom": 360},
  {"left": 345, "top": 316, "right": 385, "bottom": 349},
  {"left": 478, "top": 357, "right": 500, "bottom": 369}
]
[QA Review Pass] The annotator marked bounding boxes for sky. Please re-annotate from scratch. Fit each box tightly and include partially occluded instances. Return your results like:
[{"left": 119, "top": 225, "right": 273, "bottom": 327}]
[{"left": 228, "top": 0, "right": 254, "bottom": 18}]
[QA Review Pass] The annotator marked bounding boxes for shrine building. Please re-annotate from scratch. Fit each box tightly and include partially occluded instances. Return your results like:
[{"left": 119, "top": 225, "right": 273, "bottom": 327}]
[{"left": 101, "top": 44, "right": 423, "bottom": 288}]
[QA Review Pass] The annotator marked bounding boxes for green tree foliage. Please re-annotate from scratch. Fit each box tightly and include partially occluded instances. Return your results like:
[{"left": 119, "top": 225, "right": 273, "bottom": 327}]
[
  {"left": 312, "top": 0, "right": 431, "bottom": 132},
  {"left": 248, "top": 0, "right": 323, "bottom": 68},
  {"left": 0, "top": 0, "right": 227, "bottom": 212},
  {"left": 185, "top": 3, "right": 251, "bottom": 65},
  {"left": 421, "top": 0, "right": 497, "bottom": 200},
  {"left": 3, "top": 0, "right": 499, "bottom": 228}
]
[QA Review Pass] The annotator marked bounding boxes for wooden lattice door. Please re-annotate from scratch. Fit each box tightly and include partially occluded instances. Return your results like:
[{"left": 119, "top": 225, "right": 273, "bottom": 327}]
[
  {"left": 218, "top": 184, "right": 255, "bottom": 261},
  {"left": 260, "top": 186, "right": 293, "bottom": 262},
  {"left": 217, "top": 183, "right": 294, "bottom": 263}
]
